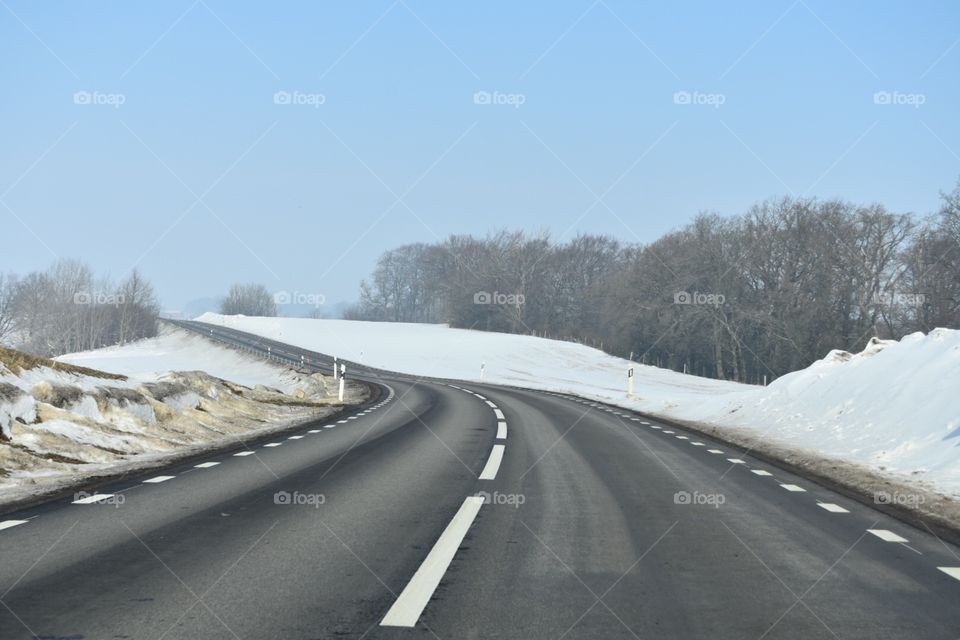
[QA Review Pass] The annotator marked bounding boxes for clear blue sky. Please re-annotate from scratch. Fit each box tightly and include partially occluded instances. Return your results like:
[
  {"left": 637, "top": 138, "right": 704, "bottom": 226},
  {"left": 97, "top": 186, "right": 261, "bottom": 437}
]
[{"left": 2, "top": 1, "right": 958, "bottom": 311}]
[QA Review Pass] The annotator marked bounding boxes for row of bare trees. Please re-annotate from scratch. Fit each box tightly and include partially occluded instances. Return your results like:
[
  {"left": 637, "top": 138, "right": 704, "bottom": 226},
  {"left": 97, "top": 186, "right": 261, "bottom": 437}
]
[
  {"left": 347, "top": 181, "right": 960, "bottom": 382},
  {"left": 0, "top": 260, "right": 160, "bottom": 357}
]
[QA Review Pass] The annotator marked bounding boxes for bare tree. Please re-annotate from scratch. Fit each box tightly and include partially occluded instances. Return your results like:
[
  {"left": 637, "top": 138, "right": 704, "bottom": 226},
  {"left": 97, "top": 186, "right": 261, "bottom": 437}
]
[
  {"left": 0, "top": 273, "right": 18, "bottom": 344},
  {"left": 220, "top": 283, "right": 277, "bottom": 316}
]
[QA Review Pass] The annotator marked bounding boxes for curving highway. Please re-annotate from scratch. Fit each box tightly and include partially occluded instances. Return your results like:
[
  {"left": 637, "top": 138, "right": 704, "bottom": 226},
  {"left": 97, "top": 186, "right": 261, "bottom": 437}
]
[{"left": 1, "top": 320, "right": 958, "bottom": 639}]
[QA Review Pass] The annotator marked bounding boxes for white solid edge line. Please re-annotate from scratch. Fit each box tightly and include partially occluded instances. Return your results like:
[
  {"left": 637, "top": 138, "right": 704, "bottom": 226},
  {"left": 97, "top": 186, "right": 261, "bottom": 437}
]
[
  {"left": 380, "top": 496, "right": 484, "bottom": 627},
  {"left": 195, "top": 462, "right": 220, "bottom": 468},
  {"left": 143, "top": 475, "right": 175, "bottom": 484},
  {"left": 817, "top": 503, "right": 849, "bottom": 513},
  {"left": 867, "top": 529, "right": 909, "bottom": 543},
  {"left": 0, "top": 520, "right": 28, "bottom": 530},
  {"left": 493, "top": 409, "right": 505, "bottom": 420},
  {"left": 479, "top": 444, "right": 506, "bottom": 480},
  {"left": 496, "top": 421, "right": 507, "bottom": 439},
  {"left": 938, "top": 567, "right": 960, "bottom": 581}
]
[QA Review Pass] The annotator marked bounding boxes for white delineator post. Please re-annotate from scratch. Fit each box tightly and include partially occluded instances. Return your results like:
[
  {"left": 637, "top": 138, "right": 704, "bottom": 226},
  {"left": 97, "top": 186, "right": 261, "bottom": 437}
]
[
  {"left": 480, "top": 362, "right": 486, "bottom": 381},
  {"left": 333, "top": 357, "right": 338, "bottom": 380},
  {"left": 627, "top": 367, "right": 635, "bottom": 397},
  {"left": 338, "top": 364, "right": 346, "bottom": 402}
]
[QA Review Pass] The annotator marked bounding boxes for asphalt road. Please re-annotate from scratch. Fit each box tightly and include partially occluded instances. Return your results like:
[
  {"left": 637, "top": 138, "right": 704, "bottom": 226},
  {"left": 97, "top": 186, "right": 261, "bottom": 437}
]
[{"left": 1, "top": 320, "right": 958, "bottom": 639}]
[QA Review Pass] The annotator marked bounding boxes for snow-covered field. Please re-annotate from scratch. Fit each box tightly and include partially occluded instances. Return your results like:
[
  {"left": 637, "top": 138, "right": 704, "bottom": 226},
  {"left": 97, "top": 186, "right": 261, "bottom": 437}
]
[{"left": 198, "top": 313, "right": 960, "bottom": 498}]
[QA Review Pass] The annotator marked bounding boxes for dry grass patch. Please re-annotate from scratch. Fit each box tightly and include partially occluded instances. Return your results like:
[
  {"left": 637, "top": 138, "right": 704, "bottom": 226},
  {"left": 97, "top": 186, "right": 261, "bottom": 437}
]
[{"left": 0, "top": 347, "right": 126, "bottom": 380}]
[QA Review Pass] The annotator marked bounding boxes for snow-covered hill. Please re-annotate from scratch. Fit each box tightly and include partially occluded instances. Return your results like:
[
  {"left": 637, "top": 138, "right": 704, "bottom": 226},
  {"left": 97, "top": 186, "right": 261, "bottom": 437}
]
[{"left": 198, "top": 313, "right": 960, "bottom": 497}]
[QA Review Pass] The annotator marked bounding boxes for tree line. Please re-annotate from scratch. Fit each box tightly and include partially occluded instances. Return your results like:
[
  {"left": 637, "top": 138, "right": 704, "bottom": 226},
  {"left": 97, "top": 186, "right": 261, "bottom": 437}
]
[
  {"left": 346, "top": 180, "right": 960, "bottom": 382},
  {"left": 0, "top": 260, "right": 160, "bottom": 356}
]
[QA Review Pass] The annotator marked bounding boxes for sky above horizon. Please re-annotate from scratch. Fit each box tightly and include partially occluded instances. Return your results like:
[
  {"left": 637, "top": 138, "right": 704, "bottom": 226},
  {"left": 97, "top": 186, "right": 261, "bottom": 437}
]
[{"left": 2, "top": 1, "right": 958, "bottom": 311}]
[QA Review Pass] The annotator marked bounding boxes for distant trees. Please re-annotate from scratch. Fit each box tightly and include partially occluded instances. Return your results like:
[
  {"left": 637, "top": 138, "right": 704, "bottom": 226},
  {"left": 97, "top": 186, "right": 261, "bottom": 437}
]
[
  {"left": 0, "top": 260, "right": 160, "bottom": 356},
  {"left": 0, "top": 273, "right": 18, "bottom": 343},
  {"left": 348, "top": 183, "right": 960, "bottom": 382},
  {"left": 220, "top": 283, "right": 277, "bottom": 317}
]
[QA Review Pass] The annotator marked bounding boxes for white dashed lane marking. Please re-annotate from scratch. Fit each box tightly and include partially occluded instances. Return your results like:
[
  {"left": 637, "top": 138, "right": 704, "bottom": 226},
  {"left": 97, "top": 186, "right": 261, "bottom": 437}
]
[
  {"left": 494, "top": 409, "right": 505, "bottom": 420},
  {"left": 143, "top": 476, "right": 175, "bottom": 484},
  {"left": 707, "top": 449, "right": 723, "bottom": 454},
  {"left": 726, "top": 458, "right": 745, "bottom": 464},
  {"left": 780, "top": 484, "right": 806, "bottom": 492},
  {"left": 496, "top": 421, "right": 507, "bottom": 440},
  {"left": 479, "top": 444, "right": 506, "bottom": 480},
  {"left": 195, "top": 462, "right": 220, "bottom": 469},
  {"left": 867, "top": 529, "right": 909, "bottom": 543},
  {"left": 817, "top": 503, "right": 849, "bottom": 513},
  {"left": 381, "top": 496, "right": 485, "bottom": 627},
  {"left": 938, "top": 567, "right": 960, "bottom": 581},
  {"left": 72, "top": 493, "right": 116, "bottom": 504},
  {"left": 264, "top": 443, "right": 282, "bottom": 448},
  {"left": 0, "top": 520, "right": 28, "bottom": 531},
  {"left": 691, "top": 442, "right": 705, "bottom": 446},
  {"left": 308, "top": 429, "right": 321, "bottom": 434},
  {"left": 288, "top": 435, "right": 304, "bottom": 440},
  {"left": 234, "top": 451, "right": 255, "bottom": 457},
  {"left": 751, "top": 470, "right": 773, "bottom": 476}
]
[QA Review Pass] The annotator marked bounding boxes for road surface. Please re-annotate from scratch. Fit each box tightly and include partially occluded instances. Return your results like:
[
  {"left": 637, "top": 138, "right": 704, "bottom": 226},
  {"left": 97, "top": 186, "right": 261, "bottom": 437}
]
[{"left": 1, "top": 320, "right": 958, "bottom": 639}]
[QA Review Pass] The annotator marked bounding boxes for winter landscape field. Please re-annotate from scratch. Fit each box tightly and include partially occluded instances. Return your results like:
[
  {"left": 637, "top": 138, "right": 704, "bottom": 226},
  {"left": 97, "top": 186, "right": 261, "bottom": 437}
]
[{"left": 3, "top": 2, "right": 959, "bottom": 638}]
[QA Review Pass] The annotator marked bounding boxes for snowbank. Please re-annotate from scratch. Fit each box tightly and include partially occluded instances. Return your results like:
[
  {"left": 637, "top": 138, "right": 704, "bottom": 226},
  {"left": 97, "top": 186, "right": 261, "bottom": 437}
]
[
  {"left": 58, "top": 324, "right": 307, "bottom": 394},
  {"left": 0, "top": 327, "right": 358, "bottom": 506},
  {"left": 197, "top": 313, "right": 960, "bottom": 497}
]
